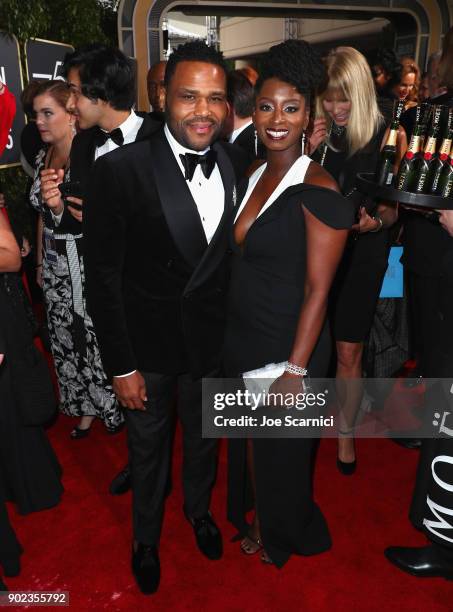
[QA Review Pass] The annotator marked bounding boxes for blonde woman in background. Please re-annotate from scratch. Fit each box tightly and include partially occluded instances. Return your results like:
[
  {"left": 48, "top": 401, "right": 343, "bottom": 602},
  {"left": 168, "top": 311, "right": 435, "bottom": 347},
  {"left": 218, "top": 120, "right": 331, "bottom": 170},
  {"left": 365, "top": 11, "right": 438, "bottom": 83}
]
[{"left": 311, "top": 46, "right": 406, "bottom": 474}]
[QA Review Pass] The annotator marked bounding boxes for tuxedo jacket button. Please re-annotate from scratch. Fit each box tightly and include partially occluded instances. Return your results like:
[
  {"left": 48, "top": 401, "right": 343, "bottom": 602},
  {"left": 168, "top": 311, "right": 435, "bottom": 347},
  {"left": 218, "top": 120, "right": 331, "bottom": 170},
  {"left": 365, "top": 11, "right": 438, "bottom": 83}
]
[{"left": 167, "top": 259, "right": 174, "bottom": 268}]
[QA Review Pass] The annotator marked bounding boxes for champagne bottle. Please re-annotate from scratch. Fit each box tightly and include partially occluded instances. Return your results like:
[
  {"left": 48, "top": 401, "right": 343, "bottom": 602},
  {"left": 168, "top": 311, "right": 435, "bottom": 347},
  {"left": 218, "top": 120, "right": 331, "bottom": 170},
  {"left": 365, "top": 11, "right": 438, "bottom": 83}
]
[
  {"left": 374, "top": 100, "right": 405, "bottom": 186},
  {"left": 430, "top": 107, "right": 453, "bottom": 194},
  {"left": 396, "top": 122, "right": 426, "bottom": 191},
  {"left": 435, "top": 150, "right": 453, "bottom": 197},
  {"left": 413, "top": 105, "right": 443, "bottom": 193}
]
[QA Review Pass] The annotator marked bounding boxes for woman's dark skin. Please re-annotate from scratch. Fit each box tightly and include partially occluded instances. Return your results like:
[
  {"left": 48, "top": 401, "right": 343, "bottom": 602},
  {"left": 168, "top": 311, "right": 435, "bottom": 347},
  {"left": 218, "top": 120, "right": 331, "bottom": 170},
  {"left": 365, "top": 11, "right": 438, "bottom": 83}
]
[{"left": 234, "top": 77, "right": 349, "bottom": 557}]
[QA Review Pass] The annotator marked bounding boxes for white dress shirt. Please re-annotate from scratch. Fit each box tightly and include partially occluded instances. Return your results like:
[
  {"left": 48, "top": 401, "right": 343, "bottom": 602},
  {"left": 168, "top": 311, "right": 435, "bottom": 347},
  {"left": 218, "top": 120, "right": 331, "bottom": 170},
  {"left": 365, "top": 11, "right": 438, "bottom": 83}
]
[
  {"left": 164, "top": 124, "right": 225, "bottom": 244},
  {"left": 94, "top": 109, "right": 144, "bottom": 160},
  {"left": 229, "top": 118, "right": 253, "bottom": 144}
]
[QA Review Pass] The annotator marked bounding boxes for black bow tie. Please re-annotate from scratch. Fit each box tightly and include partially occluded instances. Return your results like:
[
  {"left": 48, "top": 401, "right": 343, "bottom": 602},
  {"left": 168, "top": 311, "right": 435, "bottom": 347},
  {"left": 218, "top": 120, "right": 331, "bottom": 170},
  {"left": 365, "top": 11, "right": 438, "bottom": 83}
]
[
  {"left": 179, "top": 150, "right": 217, "bottom": 182},
  {"left": 94, "top": 127, "right": 124, "bottom": 148}
]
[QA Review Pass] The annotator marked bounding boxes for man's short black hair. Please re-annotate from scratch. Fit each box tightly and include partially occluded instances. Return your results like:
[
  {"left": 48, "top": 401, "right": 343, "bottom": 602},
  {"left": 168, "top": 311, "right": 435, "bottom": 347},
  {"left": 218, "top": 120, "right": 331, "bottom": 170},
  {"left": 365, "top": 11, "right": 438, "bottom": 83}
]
[
  {"left": 62, "top": 44, "right": 136, "bottom": 111},
  {"left": 227, "top": 70, "right": 254, "bottom": 118},
  {"left": 164, "top": 41, "right": 227, "bottom": 88}
]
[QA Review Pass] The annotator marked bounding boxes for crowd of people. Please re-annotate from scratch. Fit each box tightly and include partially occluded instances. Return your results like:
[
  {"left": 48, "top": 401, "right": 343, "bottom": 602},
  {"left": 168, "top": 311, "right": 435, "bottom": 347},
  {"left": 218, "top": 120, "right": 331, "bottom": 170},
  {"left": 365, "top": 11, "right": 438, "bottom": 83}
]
[{"left": 1, "top": 28, "right": 453, "bottom": 596}]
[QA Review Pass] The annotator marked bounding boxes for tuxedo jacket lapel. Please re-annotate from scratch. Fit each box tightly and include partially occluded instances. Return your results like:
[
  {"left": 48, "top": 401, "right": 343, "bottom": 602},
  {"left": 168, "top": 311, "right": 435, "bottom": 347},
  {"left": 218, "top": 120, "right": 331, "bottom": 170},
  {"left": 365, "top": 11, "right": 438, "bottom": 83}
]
[
  {"left": 70, "top": 127, "right": 98, "bottom": 184},
  {"left": 149, "top": 129, "right": 208, "bottom": 269}
]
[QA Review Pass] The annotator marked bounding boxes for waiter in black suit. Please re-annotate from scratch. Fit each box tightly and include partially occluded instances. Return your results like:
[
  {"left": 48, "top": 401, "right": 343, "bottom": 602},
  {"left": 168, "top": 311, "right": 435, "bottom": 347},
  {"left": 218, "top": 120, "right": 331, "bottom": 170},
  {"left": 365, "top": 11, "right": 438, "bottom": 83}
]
[{"left": 84, "top": 42, "right": 247, "bottom": 595}]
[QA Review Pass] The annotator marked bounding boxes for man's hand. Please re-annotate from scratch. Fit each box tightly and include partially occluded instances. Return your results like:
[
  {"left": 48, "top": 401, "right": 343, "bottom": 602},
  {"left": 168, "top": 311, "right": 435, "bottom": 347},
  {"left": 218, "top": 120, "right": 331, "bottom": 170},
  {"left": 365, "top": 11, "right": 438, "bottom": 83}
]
[
  {"left": 437, "top": 209, "right": 453, "bottom": 237},
  {"left": 352, "top": 207, "right": 381, "bottom": 234},
  {"left": 308, "top": 117, "right": 327, "bottom": 155},
  {"left": 113, "top": 371, "right": 148, "bottom": 410},
  {"left": 0, "top": 354, "right": 4, "bottom": 365},
  {"left": 65, "top": 196, "right": 83, "bottom": 222},
  {"left": 40, "top": 168, "right": 65, "bottom": 215}
]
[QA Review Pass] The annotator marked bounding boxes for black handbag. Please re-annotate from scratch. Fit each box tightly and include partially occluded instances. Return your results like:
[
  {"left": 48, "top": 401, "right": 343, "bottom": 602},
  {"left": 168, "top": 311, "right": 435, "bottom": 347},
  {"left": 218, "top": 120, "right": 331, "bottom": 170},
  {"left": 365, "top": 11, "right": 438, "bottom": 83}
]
[{"left": 11, "top": 343, "right": 57, "bottom": 427}]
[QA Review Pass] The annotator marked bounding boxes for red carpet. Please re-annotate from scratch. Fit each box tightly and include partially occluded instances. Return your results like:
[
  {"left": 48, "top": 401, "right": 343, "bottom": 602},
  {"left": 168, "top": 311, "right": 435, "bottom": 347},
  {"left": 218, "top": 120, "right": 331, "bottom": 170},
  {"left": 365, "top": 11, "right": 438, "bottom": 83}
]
[{"left": 6, "top": 412, "right": 453, "bottom": 611}]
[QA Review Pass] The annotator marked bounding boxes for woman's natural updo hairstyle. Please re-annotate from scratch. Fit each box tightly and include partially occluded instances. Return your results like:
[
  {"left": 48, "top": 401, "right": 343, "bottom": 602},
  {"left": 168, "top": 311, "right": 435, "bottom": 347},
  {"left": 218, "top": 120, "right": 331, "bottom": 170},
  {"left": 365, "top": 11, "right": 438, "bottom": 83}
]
[{"left": 255, "top": 39, "right": 326, "bottom": 109}]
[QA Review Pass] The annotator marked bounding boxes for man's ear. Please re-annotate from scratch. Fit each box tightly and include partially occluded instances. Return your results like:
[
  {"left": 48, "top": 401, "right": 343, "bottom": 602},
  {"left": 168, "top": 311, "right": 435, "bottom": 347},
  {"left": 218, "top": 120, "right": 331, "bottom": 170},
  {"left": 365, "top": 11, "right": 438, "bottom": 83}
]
[{"left": 158, "top": 86, "right": 166, "bottom": 111}]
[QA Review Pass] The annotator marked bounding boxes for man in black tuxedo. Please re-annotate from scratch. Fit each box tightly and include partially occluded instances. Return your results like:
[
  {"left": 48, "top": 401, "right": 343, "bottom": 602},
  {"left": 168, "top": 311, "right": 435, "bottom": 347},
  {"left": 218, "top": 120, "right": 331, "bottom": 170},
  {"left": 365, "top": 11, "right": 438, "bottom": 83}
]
[
  {"left": 39, "top": 45, "right": 161, "bottom": 438},
  {"left": 84, "top": 41, "right": 247, "bottom": 595}
]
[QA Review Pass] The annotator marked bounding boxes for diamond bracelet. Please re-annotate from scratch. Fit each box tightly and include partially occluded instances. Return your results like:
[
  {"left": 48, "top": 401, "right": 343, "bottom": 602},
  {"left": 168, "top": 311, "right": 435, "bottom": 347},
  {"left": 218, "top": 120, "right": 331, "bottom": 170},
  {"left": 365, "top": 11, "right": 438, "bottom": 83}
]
[{"left": 284, "top": 362, "right": 308, "bottom": 377}]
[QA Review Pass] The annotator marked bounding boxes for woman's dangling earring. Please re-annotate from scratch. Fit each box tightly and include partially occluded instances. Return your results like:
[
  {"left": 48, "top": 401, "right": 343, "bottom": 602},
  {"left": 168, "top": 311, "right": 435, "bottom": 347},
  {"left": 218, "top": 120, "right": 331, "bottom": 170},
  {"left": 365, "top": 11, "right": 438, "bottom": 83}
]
[
  {"left": 254, "top": 128, "right": 258, "bottom": 156},
  {"left": 301, "top": 131, "right": 306, "bottom": 155}
]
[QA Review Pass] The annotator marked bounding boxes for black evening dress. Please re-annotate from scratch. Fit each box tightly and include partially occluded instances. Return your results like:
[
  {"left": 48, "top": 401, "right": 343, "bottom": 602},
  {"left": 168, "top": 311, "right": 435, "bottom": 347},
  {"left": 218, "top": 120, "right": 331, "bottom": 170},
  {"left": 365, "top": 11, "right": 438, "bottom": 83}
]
[
  {"left": 0, "top": 273, "right": 63, "bottom": 518},
  {"left": 224, "top": 156, "right": 354, "bottom": 567},
  {"left": 313, "top": 125, "right": 391, "bottom": 343}
]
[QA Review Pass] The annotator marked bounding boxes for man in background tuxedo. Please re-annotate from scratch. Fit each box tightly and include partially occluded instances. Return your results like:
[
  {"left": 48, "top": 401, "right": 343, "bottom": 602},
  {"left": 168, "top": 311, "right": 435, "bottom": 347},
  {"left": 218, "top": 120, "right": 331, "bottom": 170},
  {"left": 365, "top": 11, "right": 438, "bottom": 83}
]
[
  {"left": 225, "top": 69, "right": 263, "bottom": 163},
  {"left": 39, "top": 44, "right": 161, "bottom": 438},
  {"left": 84, "top": 41, "right": 248, "bottom": 595},
  {"left": 147, "top": 60, "right": 167, "bottom": 122}
]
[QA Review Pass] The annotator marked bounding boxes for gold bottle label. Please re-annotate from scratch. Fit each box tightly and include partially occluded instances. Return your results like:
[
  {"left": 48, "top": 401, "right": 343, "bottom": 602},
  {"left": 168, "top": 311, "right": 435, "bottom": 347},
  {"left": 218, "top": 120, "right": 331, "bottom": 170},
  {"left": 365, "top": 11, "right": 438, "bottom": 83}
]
[
  {"left": 386, "top": 129, "right": 398, "bottom": 148},
  {"left": 423, "top": 136, "right": 437, "bottom": 160},
  {"left": 439, "top": 139, "right": 452, "bottom": 161},
  {"left": 406, "top": 135, "right": 422, "bottom": 159}
]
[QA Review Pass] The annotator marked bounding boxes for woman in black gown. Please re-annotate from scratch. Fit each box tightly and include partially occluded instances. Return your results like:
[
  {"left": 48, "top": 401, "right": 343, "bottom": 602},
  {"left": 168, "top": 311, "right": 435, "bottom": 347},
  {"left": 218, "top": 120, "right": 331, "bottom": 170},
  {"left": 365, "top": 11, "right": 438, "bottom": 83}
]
[
  {"left": 224, "top": 40, "right": 354, "bottom": 567},
  {"left": 312, "top": 47, "right": 403, "bottom": 473},
  {"left": 0, "top": 210, "right": 63, "bottom": 588}
]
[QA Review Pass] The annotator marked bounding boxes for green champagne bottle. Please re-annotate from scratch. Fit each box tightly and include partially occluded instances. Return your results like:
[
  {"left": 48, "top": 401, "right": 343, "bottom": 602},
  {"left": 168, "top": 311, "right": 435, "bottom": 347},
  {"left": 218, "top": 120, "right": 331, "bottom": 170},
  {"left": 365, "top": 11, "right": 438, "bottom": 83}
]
[
  {"left": 396, "top": 123, "right": 426, "bottom": 191},
  {"left": 414, "top": 104, "right": 443, "bottom": 193},
  {"left": 430, "top": 107, "right": 453, "bottom": 194},
  {"left": 374, "top": 100, "right": 405, "bottom": 186},
  {"left": 435, "top": 151, "right": 453, "bottom": 197}
]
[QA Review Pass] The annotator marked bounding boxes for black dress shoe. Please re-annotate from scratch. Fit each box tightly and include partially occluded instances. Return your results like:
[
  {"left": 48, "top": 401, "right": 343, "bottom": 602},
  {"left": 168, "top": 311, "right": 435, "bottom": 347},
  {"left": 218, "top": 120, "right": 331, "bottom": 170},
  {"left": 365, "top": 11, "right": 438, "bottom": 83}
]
[
  {"left": 131, "top": 543, "right": 160, "bottom": 595},
  {"left": 109, "top": 466, "right": 131, "bottom": 495},
  {"left": 0, "top": 577, "right": 7, "bottom": 591},
  {"left": 384, "top": 545, "right": 453, "bottom": 580},
  {"left": 390, "top": 437, "right": 422, "bottom": 449},
  {"left": 186, "top": 511, "right": 223, "bottom": 560}
]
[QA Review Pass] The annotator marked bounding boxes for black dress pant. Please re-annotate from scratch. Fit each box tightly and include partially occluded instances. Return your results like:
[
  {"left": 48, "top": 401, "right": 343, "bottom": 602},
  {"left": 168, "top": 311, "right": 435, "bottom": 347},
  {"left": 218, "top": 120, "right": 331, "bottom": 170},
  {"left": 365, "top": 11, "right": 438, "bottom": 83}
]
[
  {"left": 410, "top": 280, "right": 453, "bottom": 548},
  {"left": 125, "top": 371, "right": 218, "bottom": 546}
]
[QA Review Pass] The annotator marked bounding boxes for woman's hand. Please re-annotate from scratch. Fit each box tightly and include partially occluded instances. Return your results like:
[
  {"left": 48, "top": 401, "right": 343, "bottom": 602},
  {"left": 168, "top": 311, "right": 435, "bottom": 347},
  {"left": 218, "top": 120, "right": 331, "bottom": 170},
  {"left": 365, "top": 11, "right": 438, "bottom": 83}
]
[
  {"left": 268, "top": 371, "right": 306, "bottom": 407},
  {"left": 308, "top": 117, "right": 327, "bottom": 155},
  {"left": 40, "top": 168, "right": 65, "bottom": 215},
  {"left": 351, "top": 207, "right": 381, "bottom": 234}
]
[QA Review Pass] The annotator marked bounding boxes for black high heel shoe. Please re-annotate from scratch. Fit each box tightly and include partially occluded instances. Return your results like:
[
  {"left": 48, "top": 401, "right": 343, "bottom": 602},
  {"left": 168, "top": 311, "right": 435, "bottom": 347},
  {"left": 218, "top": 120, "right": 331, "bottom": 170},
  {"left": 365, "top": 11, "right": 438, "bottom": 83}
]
[
  {"left": 337, "top": 429, "right": 356, "bottom": 476},
  {"left": 70, "top": 425, "right": 91, "bottom": 439}
]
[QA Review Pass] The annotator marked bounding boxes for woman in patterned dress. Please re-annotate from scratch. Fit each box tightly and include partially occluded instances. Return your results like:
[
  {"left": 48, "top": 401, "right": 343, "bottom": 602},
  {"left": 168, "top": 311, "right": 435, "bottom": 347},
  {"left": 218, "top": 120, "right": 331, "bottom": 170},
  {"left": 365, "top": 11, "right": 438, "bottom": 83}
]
[{"left": 29, "top": 80, "right": 122, "bottom": 437}]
